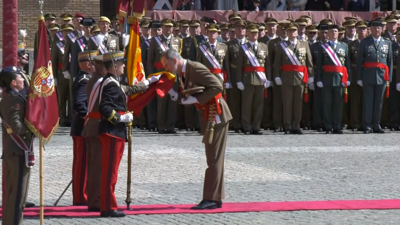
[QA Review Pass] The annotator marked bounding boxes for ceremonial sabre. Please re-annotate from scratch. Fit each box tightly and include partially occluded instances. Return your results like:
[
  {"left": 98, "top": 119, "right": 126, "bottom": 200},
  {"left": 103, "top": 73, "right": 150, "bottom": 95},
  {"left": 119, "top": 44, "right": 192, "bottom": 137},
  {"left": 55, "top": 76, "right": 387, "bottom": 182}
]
[{"left": 53, "top": 180, "right": 72, "bottom": 206}]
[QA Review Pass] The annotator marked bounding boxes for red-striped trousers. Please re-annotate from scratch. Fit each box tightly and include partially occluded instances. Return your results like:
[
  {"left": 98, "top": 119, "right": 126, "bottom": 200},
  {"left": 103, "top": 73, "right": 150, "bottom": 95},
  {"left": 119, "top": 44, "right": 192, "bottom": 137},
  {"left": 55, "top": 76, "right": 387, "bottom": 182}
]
[{"left": 72, "top": 136, "right": 88, "bottom": 205}]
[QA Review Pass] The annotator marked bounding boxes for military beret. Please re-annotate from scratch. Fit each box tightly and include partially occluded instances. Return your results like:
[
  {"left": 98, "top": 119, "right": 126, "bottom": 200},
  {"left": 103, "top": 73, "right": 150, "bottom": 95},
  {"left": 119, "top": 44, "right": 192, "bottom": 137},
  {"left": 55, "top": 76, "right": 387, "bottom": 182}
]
[
  {"left": 61, "top": 24, "right": 74, "bottom": 31},
  {"left": 44, "top": 13, "right": 56, "bottom": 20},
  {"left": 265, "top": 17, "right": 278, "bottom": 25},
  {"left": 0, "top": 66, "right": 19, "bottom": 88},
  {"left": 150, "top": 20, "right": 162, "bottom": 28},
  {"left": 305, "top": 25, "right": 318, "bottom": 32},
  {"left": 99, "top": 16, "right": 111, "bottom": 24},
  {"left": 342, "top": 19, "right": 357, "bottom": 27},
  {"left": 355, "top": 20, "right": 368, "bottom": 28},
  {"left": 78, "top": 50, "right": 99, "bottom": 62},
  {"left": 286, "top": 22, "right": 298, "bottom": 31},
  {"left": 246, "top": 24, "right": 258, "bottom": 33},
  {"left": 179, "top": 19, "right": 190, "bottom": 27},
  {"left": 80, "top": 18, "right": 95, "bottom": 26},
  {"left": 206, "top": 24, "right": 220, "bottom": 32},
  {"left": 75, "top": 13, "right": 85, "bottom": 19},
  {"left": 295, "top": 18, "right": 307, "bottom": 26},
  {"left": 189, "top": 19, "right": 201, "bottom": 27},
  {"left": 201, "top": 16, "right": 218, "bottom": 24},
  {"left": 103, "top": 51, "right": 125, "bottom": 63},
  {"left": 385, "top": 14, "right": 398, "bottom": 23},
  {"left": 90, "top": 25, "right": 100, "bottom": 34},
  {"left": 319, "top": 18, "right": 333, "bottom": 25},
  {"left": 229, "top": 13, "right": 242, "bottom": 21},
  {"left": 161, "top": 18, "right": 174, "bottom": 26},
  {"left": 48, "top": 23, "right": 60, "bottom": 31},
  {"left": 60, "top": 13, "right": 73, "bottom": 21}
]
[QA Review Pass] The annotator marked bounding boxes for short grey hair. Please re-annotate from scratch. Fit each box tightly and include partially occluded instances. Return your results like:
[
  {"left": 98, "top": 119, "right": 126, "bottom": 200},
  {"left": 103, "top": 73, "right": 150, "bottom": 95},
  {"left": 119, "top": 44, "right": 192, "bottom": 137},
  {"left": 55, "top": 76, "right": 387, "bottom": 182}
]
[{"left": 161, "top": 49, "right": 183, "bottom": 61}]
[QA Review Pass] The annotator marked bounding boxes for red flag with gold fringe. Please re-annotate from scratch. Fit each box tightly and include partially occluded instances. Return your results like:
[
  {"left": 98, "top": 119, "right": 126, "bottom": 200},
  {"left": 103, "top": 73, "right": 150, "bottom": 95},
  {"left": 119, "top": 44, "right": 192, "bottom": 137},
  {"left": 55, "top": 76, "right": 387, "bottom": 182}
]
[{"left": 25, "top": 15, "right": 59, "bottom": 143}]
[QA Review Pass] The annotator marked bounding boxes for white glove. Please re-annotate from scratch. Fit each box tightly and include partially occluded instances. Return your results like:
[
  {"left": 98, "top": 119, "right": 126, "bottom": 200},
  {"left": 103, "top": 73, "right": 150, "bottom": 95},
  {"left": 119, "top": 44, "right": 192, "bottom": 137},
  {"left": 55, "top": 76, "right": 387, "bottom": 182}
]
[
  {"left": 225, "top": 82, "right": 232, "bottom": 89},
  {"left": 308, "top": 83, "right": 315, "bottom": 90},
  {"left": 236, "top": 82, "right": 244, "bottom": 90},
  {"left": 148, "top": 75, "right": 161, "bottom": 84},
  {"left": 119, "top": 113, "right": 133, "bottom": 123},
  {"left": 308, "top": 77, "right": 314, "bottom": 84},
  {"left": 347, "top": 81, "right": 350, "bottom": 86},
  {"left": 168, "top": 88, "right": 178, "bottom": 101},
  {"left": 264, "top": 80, "right": 271, "bottom": 88},
  {"left": 181, "top": 95, "right": 198, "bottom": 105},
  {"left": 63, "top": 71, "right": 70, "bottom": 79},
  {"left": 275, "top": 77, "right": 282, "bottom": 85},
  {"left": 357, "top": 80, "right": 363, "bottom": 87},
  {"left": 122, "top": 33, "right": 130, "bottom": 48},
  {"left": 317, "top": 81, "right": 323, "bottom": 88},
  {"left": 396, "top": 83, "right": 400, "bottom": 92}
]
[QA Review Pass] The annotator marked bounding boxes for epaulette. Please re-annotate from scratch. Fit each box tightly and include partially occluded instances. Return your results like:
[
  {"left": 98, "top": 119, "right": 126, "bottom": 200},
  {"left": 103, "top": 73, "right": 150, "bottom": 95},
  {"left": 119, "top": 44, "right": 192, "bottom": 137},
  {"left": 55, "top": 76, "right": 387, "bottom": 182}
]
[
  {"left": 382, "top": 37, "right": 390, "bottom": 41},
  {"left": 78, "top": 74, "right": 90, "bottom": 83}
]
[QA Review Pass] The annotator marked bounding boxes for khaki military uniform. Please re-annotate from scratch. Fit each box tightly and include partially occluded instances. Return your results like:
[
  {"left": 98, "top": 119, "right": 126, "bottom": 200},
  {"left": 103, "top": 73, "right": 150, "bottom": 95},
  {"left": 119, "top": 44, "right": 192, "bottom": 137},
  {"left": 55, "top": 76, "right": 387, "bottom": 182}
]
[
  {"left": 0, "top": 90, "right": 33, "bottom": 225},
  {"left": 179, "top": 60, "right": 232, "bottom": 201},
  {"left": 51, "top": 39, "right": 72, "bottom": 125},
  {"left": 147, "top": 35, "right": 182, "bottom": 132},
  {"left": 88, "top": 33, "right": 122, "bottom": 53},
  {"left": 274, "top": 40, "right": 313, "bottom": 131},
  {"left": 237, "top": 41, "right": 271, "bottom": 133}
]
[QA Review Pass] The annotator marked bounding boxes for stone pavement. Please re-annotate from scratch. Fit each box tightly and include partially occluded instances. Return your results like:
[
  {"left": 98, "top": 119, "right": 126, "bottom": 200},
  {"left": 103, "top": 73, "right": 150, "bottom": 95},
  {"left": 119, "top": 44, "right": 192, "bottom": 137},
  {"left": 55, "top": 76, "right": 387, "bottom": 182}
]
[{"left": 2, "top": 128, "right": 400, "bottom": 224}]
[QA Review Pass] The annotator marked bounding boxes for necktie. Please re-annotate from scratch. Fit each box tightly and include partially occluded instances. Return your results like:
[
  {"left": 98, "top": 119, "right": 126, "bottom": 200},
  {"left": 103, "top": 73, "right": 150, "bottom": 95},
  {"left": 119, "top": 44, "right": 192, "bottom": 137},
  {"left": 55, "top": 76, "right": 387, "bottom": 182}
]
[
  {"left": 166, "top": 38, "right": 170, "bottom": 46},
  {"left": 211, "top": 44, "right": 215, "bottom": 53},
  {"left": 253, "top": 43, "right": 257, "bottom": 52},
  {"left": 331, "top": 42, "right": 336, "bottom": 50},
  {"left": 103, "top": 35, "right": 108, "bottom": 46},
  {"left": 375, "top": 39, "right": 378, "bottom": 47}
]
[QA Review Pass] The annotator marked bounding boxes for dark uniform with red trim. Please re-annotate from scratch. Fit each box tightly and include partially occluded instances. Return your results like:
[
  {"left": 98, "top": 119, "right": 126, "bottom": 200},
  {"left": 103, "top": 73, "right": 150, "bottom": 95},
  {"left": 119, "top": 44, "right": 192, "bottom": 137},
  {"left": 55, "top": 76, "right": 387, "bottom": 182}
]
[
  {"left": 98, "top": 52, "right": 147, "bottom": 217},
  {"left": 0, "top": 67, "right": 33, "bottom": 225}
]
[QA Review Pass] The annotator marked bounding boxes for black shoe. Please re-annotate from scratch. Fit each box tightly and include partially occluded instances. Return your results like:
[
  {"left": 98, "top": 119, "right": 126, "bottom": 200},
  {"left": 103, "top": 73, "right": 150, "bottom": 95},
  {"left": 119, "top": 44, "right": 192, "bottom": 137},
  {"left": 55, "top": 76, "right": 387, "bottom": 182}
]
[
  {"left": 100, "top": 210, "right": 126, "bottom": 217},
  {"left": 251, "top": 130, "right": 263, "bottom": 135},
  {"left": 88, "top": 207, "right": 100, "bottom": 212},
  {"left": 364, "top": 129, "right": 372, "bottom": 134},
  {"left": 190, "top": 200, "right": 222, "bottom": 210},
  {"left": 234, "top": 129, "right": 241, "bottom": 133},
  {"left": 166, "top": 129, "right": 177, "bottom": 134},
  {"left": 333, "top": 129, "right": 343, "bottom": 134},
  {"left": 243, "top": 131, "right": 251, "bottom": 135},
  {"left": 158, "top": 129, "right": 167, "bottom": 134},
  {"left": 373, "top": 129, "right": 385, "bottom": 134},
  {"left": 25, "top": 202, "right": 35, "bottom": 208},
  {"left": 326, "top": 130, "right": 332, "bottom": 134},
  {"left": 292, "top": 129, "right": 303, "bottom": 135}
]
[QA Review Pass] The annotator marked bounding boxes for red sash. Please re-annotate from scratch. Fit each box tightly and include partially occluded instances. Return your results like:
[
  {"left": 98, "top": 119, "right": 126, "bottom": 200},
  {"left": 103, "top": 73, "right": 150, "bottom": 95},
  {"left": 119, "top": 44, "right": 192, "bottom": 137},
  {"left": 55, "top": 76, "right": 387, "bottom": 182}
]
[
  {"left": 323, "top": 65, "right": 349, "bottom": 83},
  {"left": 281, "top": 65, "right": 309, "bottom": 83},
  {"left": 85, "top": 111, "right": 126, "bottom": 121},
  {"left": 363, "top": 62, "right": 390, "bottom": 98},
  {"left": 209, "top": 68, "right": 228, "bottom": 100},
  {"left": 243, "top": 66, "right": 265, "bottom": 72},
  {"left": 195, "top": 93, "right": 222, "bottom": 120}
]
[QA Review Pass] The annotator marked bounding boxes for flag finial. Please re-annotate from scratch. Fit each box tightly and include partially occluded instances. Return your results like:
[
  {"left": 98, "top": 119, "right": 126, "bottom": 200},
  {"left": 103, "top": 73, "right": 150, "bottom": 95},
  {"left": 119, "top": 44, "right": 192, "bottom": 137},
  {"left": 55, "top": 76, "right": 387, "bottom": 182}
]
[{"left": 39, "top": 0, "right": 44, "bottom": 16}]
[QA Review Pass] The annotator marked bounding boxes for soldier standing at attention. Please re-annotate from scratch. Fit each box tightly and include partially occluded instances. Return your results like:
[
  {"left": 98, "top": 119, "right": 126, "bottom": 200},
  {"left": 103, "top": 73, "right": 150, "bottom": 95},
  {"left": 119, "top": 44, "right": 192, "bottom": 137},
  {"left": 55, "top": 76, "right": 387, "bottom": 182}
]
[
  {"left": 274, "top": 23, "right": 313, "bottom": 134},
  {"left": 51, "top": 24, "right": 75, "bottom": 127},
  {"left": 89, "top": 17, "right": 123, "bottom": 54},
  {"left": 316, "top": 24, "right": 351, "bottom": 134},
  {"left": 70, "top": 50, "right": 98, "bottom": 206},
  {"left": 225, "top": 20, "right": 247, "bottom": 133},
  {"left": 0, "top": 67, "right": 34, "bottom": 225},
  {"left": 34, "top": 13, "right": 56, "bottom": 60},
  {"left": 268, "top": 21, "right": 290, "bottom": 132},
  {"left": 48, "top": 23, "right": 60, "bottom": 48},
  {"left": 189, "top": 17, "right": 216, "bottom": 61},
  {"left": 147, "top": 18, "right": 182, "bottom": 134},
  {"left": 389, "top": 28, "right": 400, "bottom": 131},
  {"left": 349, "top": 20, "right": 368, "bottom": 131},
  {"left": 236, "top": 23, "right": 271, "bottom": 135},
  {"left": 356, "top": 20, "right": 393, "bottom": 134},
  {"left": 161, "top": 49, "right": 232, "bottom": 210}
]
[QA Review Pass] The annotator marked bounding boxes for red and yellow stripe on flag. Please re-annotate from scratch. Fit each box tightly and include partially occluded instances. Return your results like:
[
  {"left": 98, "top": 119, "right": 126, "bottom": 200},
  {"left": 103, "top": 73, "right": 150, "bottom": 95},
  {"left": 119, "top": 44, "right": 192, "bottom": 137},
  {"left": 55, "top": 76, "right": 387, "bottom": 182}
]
[
  {"left": 126, "top": 18, "right": 144, "bottom": 91},
  {"left": 128, "top": 72, "right": 176, "bottom": 117}
]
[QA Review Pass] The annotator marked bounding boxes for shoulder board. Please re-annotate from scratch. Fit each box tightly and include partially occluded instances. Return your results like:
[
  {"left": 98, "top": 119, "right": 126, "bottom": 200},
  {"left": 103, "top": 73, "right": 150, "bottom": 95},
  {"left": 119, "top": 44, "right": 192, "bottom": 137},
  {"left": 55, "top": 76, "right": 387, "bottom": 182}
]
[
  {"left": 78, "top": 75, "right": 90, "bottom": 83},
  {"left": 382, "top": 37, "right": 390, "bottom": 41},
  {"left": 103, "top": 76, "right": 120, "bottom": 87}
]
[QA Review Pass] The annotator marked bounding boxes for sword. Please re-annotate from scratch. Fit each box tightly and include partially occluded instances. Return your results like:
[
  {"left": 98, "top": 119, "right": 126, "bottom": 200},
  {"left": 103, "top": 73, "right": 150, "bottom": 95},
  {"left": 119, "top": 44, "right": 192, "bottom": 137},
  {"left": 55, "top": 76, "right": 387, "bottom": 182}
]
[{"left": 53, "top": 180, "right": 72, "bottom": 206}]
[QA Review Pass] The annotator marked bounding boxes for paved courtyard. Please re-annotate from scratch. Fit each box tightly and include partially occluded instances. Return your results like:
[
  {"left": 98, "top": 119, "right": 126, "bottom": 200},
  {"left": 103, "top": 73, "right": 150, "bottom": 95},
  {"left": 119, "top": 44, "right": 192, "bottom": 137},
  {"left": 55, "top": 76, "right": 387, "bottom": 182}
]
[{"left": 1, "top": 127, "right": 400, "bottom": 224}]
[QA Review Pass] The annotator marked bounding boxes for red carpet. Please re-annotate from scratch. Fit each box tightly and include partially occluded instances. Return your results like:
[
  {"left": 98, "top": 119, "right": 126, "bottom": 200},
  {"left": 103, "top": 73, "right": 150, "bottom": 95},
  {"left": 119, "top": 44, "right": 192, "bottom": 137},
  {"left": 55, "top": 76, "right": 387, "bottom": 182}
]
[{"left": 2, "top": 199, "right": 400, "bottom": 217}]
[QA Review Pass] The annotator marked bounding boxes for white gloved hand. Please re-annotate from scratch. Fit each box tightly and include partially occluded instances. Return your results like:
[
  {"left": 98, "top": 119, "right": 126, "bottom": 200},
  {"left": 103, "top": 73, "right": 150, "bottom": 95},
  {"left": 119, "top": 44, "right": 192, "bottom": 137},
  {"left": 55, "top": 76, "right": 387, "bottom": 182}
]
[
  {"left": 308, "top": 77, "right": 314, "bottom": 84},
  {"left": 236, "top": 82, "right": 244, "bottom": 90},
  {"left": 122, "top": 33, "right": 130, "bottom": 48},
  {"left": 119, "top": 113, "right": 133, "bottom": 123},
  {"left": 308, "top": 83, "right": 315, "bottom": 90},
  {"left": 264, "top": 80, "right": 271, "bottom": 88},
  {"left": 181, "top": 95, "right": 198, "bottom": 105},
  {"left": 225, "top": 82, "right": 232, "bottom": 89},
  {"left": 63, "top": 71, "right": 71, "bottom": 79},
  {"left": 168, "top": 88, "right": 178, "bottom": 101},
  {"left": 357, "top": 80, "right": 363, "bottom": 87},
  {"left": 347, "top": 81, "right": 350, "bottom": 86},
  {"left": 275, "top": 77, "right": 282, "bottom": 85},
  {"left": 148, "top": 75, "right": 161, "bottom": 84},
  {"left": 317, "top": 81, "right": 323, "bottom": 88},
  {"left": 396, "top": 83, "right": 400, "bottom": 92}
]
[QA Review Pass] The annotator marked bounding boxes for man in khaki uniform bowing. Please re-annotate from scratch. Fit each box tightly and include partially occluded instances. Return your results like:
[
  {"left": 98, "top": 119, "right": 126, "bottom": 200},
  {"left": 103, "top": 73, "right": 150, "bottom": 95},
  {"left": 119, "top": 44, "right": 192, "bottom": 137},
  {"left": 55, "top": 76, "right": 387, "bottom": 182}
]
[
  {"left": 236, "top": 24, "right": 271, "bottom": 135},
  {"left": 162, "top": 49, "right": 232, "bottom": 210},
  {"left": 274, "top": 23, "right": 313, "bottom": 134},
  {"left": 147, "top": 18, "right": 182, "bottom": 134}
]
